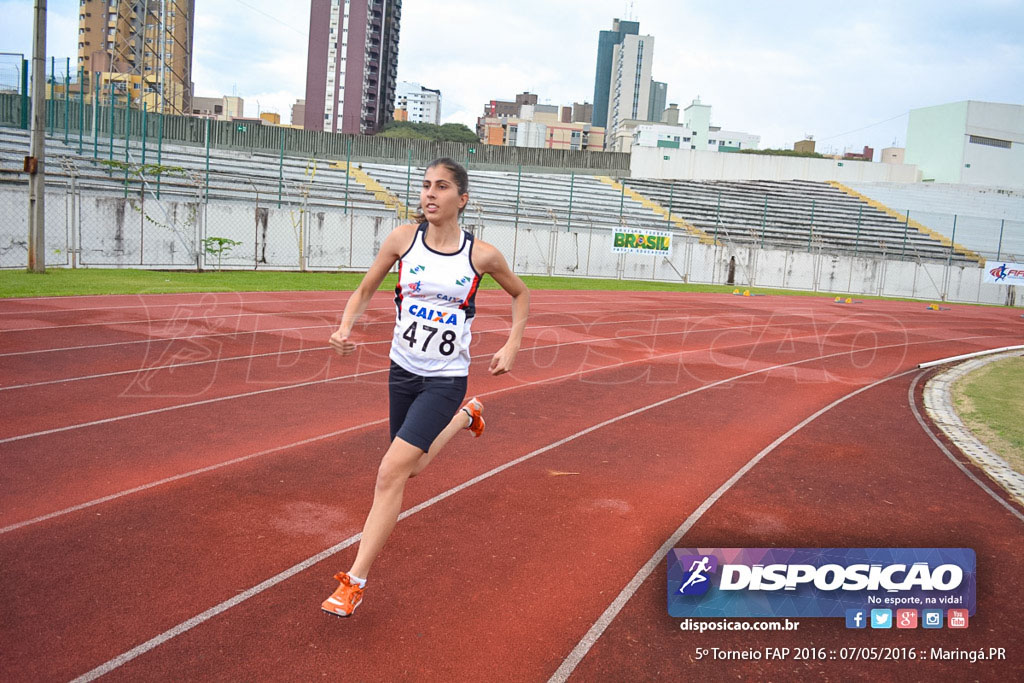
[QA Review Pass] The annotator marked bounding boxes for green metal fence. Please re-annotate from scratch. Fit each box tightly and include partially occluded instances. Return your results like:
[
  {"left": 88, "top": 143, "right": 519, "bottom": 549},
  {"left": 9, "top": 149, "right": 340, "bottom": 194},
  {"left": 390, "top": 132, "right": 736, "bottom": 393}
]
[{"left": 0, "top": 92, "right": 630, "bottom": 175}]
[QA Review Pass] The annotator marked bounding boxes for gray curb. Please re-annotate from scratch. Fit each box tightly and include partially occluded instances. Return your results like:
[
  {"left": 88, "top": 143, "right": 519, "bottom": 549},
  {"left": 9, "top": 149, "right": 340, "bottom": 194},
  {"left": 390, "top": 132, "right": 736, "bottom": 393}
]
[{"left": 923, "top": 351, "right": 1024, "bottom": 507}]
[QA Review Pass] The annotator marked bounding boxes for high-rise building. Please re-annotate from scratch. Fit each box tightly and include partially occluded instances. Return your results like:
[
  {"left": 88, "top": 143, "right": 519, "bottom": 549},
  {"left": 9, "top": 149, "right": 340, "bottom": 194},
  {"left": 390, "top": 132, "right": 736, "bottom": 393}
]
[
  {"left": 304, "top": 0, "right": 402, "bottom": 135},
  {"left": 396, "top": 81, "right": 441, "bottom": 124},
  {"left": 648, "top": 80, "right": 667, "bottom": 122},
  {"left": 605, "top": 31, "right": 655, "bottom": 144},
  {"left": 591, "top": 18, "right": 638, "bottom": 128},
  {"left": 76, "top": 0, "right": 195, "bottom": 114}
]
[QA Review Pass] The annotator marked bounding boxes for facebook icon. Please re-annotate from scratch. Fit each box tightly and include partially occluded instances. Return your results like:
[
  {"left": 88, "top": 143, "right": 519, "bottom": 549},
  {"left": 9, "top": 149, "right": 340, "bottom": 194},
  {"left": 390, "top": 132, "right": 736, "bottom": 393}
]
[{"left": 846, "top": 609, "right": 867, "bottom": 629}]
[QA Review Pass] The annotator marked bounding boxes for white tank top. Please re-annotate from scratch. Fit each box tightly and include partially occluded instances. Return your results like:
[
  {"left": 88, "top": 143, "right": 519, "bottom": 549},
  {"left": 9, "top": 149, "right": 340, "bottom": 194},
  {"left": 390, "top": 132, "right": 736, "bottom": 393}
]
[{"left": 390, "top": 222, "right": 482, "bottom": 377}]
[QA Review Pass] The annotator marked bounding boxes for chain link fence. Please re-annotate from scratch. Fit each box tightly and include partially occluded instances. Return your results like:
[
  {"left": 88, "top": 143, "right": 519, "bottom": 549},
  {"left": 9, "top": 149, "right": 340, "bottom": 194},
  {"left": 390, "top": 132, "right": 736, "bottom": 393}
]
[
  {"left": 1, "top": 81, "right": 1021, "bottom": 306},
  {"left": 0, "top": 166, "right": 1020, "bottom": 306}
]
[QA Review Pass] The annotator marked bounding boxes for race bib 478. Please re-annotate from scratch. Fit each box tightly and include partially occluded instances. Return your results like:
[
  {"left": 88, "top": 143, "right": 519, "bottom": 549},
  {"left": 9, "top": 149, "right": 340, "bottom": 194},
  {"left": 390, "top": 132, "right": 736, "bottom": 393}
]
[{"left": 398, "top": 299, "right": 464, "bottom": 360}]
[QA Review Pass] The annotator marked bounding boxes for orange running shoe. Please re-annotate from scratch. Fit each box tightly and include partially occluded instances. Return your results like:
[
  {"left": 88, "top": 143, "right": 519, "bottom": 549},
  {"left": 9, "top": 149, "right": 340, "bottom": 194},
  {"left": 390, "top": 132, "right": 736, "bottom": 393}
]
[
  {"left": 321, "top": 572, "right": 364, "bottom": 618},
  {"left": 461, "top": 397, "right": 485, "bottom": 437}
]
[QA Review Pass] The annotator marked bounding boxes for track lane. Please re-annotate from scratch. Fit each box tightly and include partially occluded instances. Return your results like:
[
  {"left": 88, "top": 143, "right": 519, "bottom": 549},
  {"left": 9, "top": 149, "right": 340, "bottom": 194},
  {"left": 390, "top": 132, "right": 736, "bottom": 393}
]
[
  {"left": 562, "top": 372, "right": 1024, "bottom": 681},
  {"left": 3, "top": 334, "right": 1015, "bottom": 681},
  {"left": 1, "top": 292, "right": 1021, "bottom": 681}
]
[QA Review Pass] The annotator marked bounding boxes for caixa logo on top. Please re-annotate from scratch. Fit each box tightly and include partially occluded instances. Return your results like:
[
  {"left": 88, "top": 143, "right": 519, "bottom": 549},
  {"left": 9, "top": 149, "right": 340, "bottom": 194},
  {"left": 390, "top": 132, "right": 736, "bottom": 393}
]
[{"left": 667, "top": 548, "right": 976, "bottom": 618}]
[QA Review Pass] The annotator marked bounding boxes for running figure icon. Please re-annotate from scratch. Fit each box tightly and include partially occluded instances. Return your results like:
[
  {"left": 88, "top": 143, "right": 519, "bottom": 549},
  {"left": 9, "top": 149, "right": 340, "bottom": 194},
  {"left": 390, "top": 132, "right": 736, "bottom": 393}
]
[{"left": 679, "top": 556, "right": 712, "bottom": 594}]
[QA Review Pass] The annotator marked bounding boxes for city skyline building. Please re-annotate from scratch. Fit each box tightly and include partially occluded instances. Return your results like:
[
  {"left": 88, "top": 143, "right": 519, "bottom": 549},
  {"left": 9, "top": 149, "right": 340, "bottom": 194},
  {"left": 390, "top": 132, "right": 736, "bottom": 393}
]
[
  {"left": 76, "top": 0, "right": 195, "bottom": 114},
  {"left": 477, "top": 91, "right": 603, "bottom": 151},
  {"left": 591, "top": 18, "right": 638, "bottom": 129},
  {"left": 303, "top": 0, "right": 401, "bottom": 135},
  {"left": 648, "top": 80, "right": 667, "bottom": 122},
  {"left": 395, "top": 81, "right": 441, "bottom": 124},
  {"left": 190, "top": 94, "right": 244, "bottom": 120},
  {"left": 605, "top": 30, "right": 655, "bottom": 147}
]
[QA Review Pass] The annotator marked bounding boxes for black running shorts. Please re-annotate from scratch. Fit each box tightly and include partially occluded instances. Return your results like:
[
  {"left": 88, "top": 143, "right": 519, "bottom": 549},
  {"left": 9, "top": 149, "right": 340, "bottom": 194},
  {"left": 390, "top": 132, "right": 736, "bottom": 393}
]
[{"left": 388, "top": 361, "right": 468, "bottom": 452}]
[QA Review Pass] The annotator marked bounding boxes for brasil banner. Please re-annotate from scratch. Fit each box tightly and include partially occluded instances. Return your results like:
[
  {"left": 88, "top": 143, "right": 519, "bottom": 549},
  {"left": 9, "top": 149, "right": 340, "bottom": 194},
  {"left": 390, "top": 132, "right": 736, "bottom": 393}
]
[
  {"left": 612, "top": 228, "right": 673, "bottom": 256},
  {"left": 983, "top": 261, "right": 1024, "bottom": 285}
]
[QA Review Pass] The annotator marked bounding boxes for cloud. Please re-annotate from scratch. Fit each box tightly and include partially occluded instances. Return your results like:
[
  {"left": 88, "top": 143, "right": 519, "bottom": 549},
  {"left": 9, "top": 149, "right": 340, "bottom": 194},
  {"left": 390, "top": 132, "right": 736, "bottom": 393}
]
[{"left": 2, "top": 0, "right": 1021, "bottom": 157}]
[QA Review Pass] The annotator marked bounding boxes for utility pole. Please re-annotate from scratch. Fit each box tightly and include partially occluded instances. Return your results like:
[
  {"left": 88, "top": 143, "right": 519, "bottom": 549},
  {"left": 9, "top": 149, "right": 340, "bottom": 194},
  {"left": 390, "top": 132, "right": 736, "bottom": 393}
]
[{"left": 27, "top": 0, "right": 47, "bottom": 273}]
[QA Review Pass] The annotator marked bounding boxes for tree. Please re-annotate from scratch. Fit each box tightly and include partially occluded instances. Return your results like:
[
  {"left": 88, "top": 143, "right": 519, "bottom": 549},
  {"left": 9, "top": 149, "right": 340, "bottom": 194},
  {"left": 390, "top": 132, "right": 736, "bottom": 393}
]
[{"left": 377, "top": 121, "right": 479, "bottom": 143}]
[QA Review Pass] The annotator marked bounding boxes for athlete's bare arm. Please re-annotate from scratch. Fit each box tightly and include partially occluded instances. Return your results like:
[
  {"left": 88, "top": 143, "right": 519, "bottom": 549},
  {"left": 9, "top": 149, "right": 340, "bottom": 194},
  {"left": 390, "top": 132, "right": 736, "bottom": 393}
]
[
  {"left": 472, "top": 240, "right": 530, "bottom": 375},
  {"left": 330, "top": 224, "right": 418, "bottom": 356}
]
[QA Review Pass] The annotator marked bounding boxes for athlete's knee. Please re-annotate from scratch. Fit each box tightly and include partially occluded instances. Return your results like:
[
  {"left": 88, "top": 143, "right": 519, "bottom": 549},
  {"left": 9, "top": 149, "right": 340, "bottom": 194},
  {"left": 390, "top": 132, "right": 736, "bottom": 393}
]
[
  {"left": 375, "top": 444, "right": 421, "bottom": 489},
  {"left": 375, "top": 458, "right": 409, "bottom": 490}
]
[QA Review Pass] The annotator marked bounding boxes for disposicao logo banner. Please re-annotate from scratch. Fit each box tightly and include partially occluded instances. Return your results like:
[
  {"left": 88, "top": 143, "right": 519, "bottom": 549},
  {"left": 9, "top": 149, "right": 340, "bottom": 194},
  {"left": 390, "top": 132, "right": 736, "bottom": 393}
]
[
  {"left": 983, "top": 262, "right": 1024, "bottom": 284},
  {"left": 612, "top": 229, "right": 672, "bottom": 256},
  {"left": 667, "top": 548, "right": 975, "bottom": 618}
]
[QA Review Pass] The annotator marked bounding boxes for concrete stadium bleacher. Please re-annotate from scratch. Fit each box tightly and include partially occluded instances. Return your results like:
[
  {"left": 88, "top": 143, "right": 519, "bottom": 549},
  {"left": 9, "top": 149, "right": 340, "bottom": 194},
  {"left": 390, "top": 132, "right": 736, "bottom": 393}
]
[
  {"left": 847, "top": 181, "right": 1024, "bottom": 260},
  {"left": 0, "top": 125, "right": 986, "bottom": 267},
  {"left": 357, "top": 162, "right": 681, "bottom": 236},
  {"left": 624, "top": 177, "right": 979, "bottom": 265},
  {"left": 0, "top": 127, "right": 391, "bottom": 215}
]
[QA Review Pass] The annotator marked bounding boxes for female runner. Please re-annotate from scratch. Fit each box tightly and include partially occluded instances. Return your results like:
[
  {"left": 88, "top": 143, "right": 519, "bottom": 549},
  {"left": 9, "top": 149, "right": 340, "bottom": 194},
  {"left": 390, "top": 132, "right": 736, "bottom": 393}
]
[{"left": 322, "top": 158, "right": 529, "bottom": 617}]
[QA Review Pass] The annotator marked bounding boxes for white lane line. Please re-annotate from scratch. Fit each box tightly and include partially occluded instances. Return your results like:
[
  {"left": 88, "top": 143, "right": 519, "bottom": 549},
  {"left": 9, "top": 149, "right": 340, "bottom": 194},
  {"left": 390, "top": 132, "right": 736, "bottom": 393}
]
[
  {"left": 0, "top": 316, "right": 833, "bottom": 444},
  {"left": 547, "top": 369, "right": 917, "bottom": 683},
  {"left": 0, "top": 288, "right": 601, "bottom": 316},
  {"left": 917, "top": 344, "right": 1024, "bottom": 369},
  {"left": 0, "top": 305, "right": 977, "bottom": 382},
  {"left": 908, "top": 373, "right": 1024, "bottom": 524},
  {"left": 0, "top": 301, "right": 716, "bottom": 356},
  {"left": 0, "top": 294, "right": 664, "bottom": 332},
  {"left": 65, "top": 339, "right": 994, "bottom": 682},
  {"left": 0, "top": 314, "right": 698, "bottom": 390},
  {"left": 0, "top": 320, "right": 842, "bottom": 533},
  {"left": 0, "top": 292, "right": 334, "bottom": 312},
  {"left": 0, "top": 419, "right": 386, "bottom": 535},
  {"left": 0, "top": 295, "right": 333, "bottom": 316}
]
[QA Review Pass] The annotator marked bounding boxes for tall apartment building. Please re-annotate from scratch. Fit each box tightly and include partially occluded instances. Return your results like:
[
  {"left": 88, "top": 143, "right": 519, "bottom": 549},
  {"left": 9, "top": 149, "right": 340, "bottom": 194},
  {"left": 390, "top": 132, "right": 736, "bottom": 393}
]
[
  {"left": 592, "top": 18, "right": 658, "bottom": 148},
  {"left": 304, "top": 0, "right": 402, "bottom": 135},
  {"left": 591, "top": 18, "right": 638, "bottom": 128},
  {"left": 648, "top": 80, "right": 667, "bottom": 122},
  {"left": 606, "top": 31, "right": 655, "bottom": 144},
  {"left": 395, "top": 81, "right": 441, "bottom": 124},
  {"left": 76, "top": 0, "right": 195, "bottom": 114}
]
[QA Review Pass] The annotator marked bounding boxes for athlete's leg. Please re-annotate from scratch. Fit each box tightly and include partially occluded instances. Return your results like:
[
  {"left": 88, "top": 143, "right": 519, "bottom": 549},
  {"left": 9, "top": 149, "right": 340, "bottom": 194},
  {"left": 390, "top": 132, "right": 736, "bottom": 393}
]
[
  {"left": 348, "top": 436, "right": 423, "bottom": 579},
  {"left": 409, "top": 408, "right": 471, "bottom": 477}
]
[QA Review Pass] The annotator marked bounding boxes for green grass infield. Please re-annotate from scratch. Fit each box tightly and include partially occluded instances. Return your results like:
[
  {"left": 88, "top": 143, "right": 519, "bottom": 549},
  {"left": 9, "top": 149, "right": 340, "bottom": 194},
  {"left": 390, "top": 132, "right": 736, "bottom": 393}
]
[
  {"left": 0, "top": 267, "right": 992, "bottom": 304},
  {"left": 952, "top": 356, "right": 1024, "bottom": 476}
]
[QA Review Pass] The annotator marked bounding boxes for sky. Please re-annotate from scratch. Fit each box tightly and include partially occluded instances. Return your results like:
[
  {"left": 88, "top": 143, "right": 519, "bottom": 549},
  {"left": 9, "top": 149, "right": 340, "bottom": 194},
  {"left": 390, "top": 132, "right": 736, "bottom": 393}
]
[{"left": 2, "top": 0, "right": 1022, "bottom": 156}]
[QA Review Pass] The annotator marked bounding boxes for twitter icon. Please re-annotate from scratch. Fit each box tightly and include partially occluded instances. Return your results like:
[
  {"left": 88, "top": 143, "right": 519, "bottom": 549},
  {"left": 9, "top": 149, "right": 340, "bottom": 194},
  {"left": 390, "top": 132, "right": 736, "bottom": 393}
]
[{"left": 870, "top": 609, "right": 893, "bottom": 629}]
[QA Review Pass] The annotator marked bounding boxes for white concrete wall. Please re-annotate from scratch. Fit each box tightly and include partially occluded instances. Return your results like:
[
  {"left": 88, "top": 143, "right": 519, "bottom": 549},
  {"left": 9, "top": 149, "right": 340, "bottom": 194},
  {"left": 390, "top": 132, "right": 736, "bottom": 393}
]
[
  {"left": 905, "top": 100, "right": 1024, "bottom": 187},
  {"left": 963, "top": 101, "right": 1024, "bottom": 187},
  {"left": 905, "top": 101, "right": 968, "bottom": 183},
  {"left": 3, "top": 189, "right": 1015, "bottom": 306},
  {"left": 631, "top": 146, "right": 920, "bottom": 183}
]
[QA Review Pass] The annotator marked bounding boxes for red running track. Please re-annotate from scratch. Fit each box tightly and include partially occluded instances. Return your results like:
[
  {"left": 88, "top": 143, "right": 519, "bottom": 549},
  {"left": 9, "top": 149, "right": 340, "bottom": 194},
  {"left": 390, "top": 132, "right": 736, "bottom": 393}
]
[{"left": 0, "top": 289, "right": 1021, "bottom": 682}]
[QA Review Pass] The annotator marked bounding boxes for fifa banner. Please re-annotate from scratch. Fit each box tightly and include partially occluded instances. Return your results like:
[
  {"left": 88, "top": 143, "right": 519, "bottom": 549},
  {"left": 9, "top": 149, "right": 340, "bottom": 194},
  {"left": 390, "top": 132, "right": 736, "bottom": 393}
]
[
  {"left": 983, "top": 262, "right": 1024, "bottom": 284},
  {"left": 668, "top": 548, "right": 976, "bottom": 618},
  {"left": 612, "top": 229, "right": 673, "bottom": 256}
]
